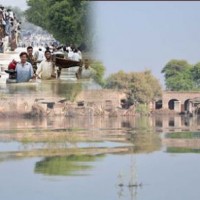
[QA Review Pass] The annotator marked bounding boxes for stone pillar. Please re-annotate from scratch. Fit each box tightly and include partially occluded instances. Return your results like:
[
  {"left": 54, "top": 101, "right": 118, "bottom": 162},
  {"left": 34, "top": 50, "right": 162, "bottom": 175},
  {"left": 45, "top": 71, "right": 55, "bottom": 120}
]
[
  {"left": 174, "top": 116, "right": 181, "bottom": 128},
  {"left": 174, "top": 101, "right": 181, "bottom": 113},
  {"left": 188, "top": 101, "right": 193, "bottom": 114},
  {"left": 162, "top": 98, "right": 169, "bottom": 110},
  {"left": 163, "top": 117, "right": 169, "bottom": 129}
]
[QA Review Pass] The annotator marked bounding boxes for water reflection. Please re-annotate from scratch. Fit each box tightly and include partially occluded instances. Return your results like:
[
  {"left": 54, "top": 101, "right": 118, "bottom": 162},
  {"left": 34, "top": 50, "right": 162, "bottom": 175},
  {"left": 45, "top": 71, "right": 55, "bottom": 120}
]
[
  {"left": 164, "top": 131, "right": 200, "bottom": 153},
  {"left": 154, "top": 115, "right": 200, "bottom": 132},
  {"left": 0, "top": 116, "right": 162, "bottom": 157},
  {"left": 3, "top": 115, "right": 200, "bottom": 156},
  {"left": 5, "top": 80, "right": 83, "bottom": 101},
  {"left": 35, "top": 154, "right": 104, "bottom": 176},
  {"left": 0, "top": 115, "right": 200, "bottom": 200},
  {"left": 0, "top": 116, "right": 154, "bottom": 133},
  {"left": 116, "top": 156, "right": 141, "bottom": 200},
  {"left": 166, "top": 147, "right": 200, "bottom": 153}
]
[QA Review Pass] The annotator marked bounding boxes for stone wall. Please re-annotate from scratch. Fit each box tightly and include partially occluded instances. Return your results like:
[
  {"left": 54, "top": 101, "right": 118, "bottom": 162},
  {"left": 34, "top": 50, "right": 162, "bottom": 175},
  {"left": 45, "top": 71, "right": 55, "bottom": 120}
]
[
  {"left": 0, "top": 89, "right": 128, "bottom": 117},
  {"left": 75, "top": 89, "right": 126, "bottom": 109}
]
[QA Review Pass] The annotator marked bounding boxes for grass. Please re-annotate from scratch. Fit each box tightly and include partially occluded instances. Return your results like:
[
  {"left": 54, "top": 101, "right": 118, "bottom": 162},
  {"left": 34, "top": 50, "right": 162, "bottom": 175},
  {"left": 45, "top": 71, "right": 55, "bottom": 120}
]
[
  {"left": 167, "top": 147, "right": 200, "bottom": 153},
  {"left": 166, "top": 131, "right": 200, "bottom": 139}
]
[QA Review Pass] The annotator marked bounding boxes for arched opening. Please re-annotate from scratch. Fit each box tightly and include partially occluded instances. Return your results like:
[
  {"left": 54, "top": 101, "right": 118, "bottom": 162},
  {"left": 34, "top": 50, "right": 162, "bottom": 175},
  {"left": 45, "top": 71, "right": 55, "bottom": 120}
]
[
  {"left": 168, "top": 99, "right": 179, "bottom": 110},
  {"left": 155, "top": 100, "right": 162, "bottom": 109},
  {"left": 120, "top": 99, "right": 133, "bottom": 109},
  {"left": 121, "top": 99, "right": 128, "bottom": 109},
  {"left": 184, "top": 99, "right": 190, "bottom": 113}
]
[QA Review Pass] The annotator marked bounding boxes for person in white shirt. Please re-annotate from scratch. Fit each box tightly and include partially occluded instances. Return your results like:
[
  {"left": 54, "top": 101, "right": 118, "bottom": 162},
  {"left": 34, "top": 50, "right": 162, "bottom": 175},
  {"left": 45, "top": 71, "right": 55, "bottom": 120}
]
[
  {"left": 77, "top": 48, "right": 82, "bottom": 60},
  {"left": 72, "top": 48, "right": 81, "bottom": 61},
  {"left": 36, "top": 50, "right": 56, "bottom": 80},
  {"left": 35, "top": 48, "right": 44, "bottom": 62},
  {"left": 77, "top": 59, "right": 95, "bottom": 80},
  {"left": 66, "top": 45, "right": 72, "bottom": 52},
  {"left": 68, "top": 49, "right": 74, "bottom": 59},
  {"left": 8, "top": 10, "right": 14, "bottom": 19}
]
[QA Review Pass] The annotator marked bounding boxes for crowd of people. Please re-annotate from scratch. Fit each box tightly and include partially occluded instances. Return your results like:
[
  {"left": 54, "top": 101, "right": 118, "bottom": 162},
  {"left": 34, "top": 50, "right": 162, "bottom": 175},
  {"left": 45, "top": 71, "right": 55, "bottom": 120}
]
[
  {"left": 0, "top": 5, "right": 21, "bottom": 52},
  {"left": 0, "top": 5, "right": 56, "bottom": 52},
  {"left": 19, "top": 32, "right": 57, "bottom": 49},
  {"left": 8, "top": 44, "right": 95, "bottom": 83}
]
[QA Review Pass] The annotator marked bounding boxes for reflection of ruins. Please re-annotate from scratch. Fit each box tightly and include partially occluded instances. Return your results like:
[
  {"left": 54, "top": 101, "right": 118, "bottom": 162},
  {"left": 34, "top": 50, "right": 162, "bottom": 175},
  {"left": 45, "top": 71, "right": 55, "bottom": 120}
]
[
  {"left": 153, "top": 115, "right": 200, "bottom": 132},
  {"left": 0, "top": 116, "right": 162, "bottom": 162},
  {"left": 2, "top": 112, "right": 200, "bottom": 163},
  {"left": 0, "top": 115, "right": 155, "bottom": 134},
  {"left": 0, "top": 110, "right": 199, "bottom": 134}
]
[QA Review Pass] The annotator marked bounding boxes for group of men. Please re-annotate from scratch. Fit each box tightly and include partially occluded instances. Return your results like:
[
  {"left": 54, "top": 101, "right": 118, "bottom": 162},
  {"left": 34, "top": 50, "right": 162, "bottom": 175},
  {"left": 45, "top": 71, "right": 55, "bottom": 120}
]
[
  {"left": 0, "top": 6, "right": 21, "bottom": 52},
  {"left": 9, "top": 45, "right": 95, "bottom": 83}
]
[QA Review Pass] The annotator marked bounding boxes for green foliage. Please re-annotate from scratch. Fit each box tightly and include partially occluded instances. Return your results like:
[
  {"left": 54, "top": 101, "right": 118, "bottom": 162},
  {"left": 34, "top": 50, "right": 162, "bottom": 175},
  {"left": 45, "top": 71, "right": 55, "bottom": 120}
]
[
  {"left": 35, "top": 154, "right": 104, "bottom": 176},
  {"left": 56, "top": 82, "right": 82, "bottom": 102},
  {"left": 165, "top": 73, "right": 193, "bottom": 91},
  {"left": 161, "top": 59, "right": 200, "bottom": 91},
  {"left": 166, "top": 131, "right": 200, "bottom": 139},
  {"left": 91, "top": 60, "right": 106, "bottom": 86},
  {"left": 129, "top": 124, "right": 161, "bottom": 152},
  {"left": 161, "top": 60, "right": 191, "bottom": 79},
  {"left": 135, "top": 104, "right": 149, "bottom": 115},
  {"left": 105, "top": 70, "right": 130, "bottom": 90},
  {"left": 25, "top": 0, "right": 89, "bottom": 45},
  {"left": 191, "top": 62, "right": 200, "bottom": 88},
  {"left": 167, "top": 147, "right": 200, "bottom": 154},
  {"left": 105, "top": 70, "right": 162, "bottom": 104}
]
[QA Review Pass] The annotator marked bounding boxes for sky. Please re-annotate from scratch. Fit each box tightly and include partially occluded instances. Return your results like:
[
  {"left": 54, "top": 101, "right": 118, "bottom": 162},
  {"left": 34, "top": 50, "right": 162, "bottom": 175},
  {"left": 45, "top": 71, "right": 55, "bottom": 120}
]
[
  {"left": 1, "top": 0, "right": 27, "bottom": 10},
  {"left": 2, "top": 1, "right": 200, "bottom": 87}
]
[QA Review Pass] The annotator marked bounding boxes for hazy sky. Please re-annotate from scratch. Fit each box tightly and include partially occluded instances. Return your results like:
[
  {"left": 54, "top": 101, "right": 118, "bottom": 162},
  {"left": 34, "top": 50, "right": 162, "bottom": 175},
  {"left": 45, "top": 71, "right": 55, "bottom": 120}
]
[
  {"left": 1, "top": 0, "right": 27, "bottom": 10},
  {"left": 93, "top": 1, "right": 200, "bottom": 86}
]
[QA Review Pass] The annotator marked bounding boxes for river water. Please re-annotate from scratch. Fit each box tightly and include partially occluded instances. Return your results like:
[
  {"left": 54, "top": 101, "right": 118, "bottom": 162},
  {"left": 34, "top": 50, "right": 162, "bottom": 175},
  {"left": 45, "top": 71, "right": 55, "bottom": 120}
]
[
  {"left": 0, "top": 114, "right": 200, "bottom": 200},
  {"left": 0, "top": 53, "right": 200, "bottom": 200}
]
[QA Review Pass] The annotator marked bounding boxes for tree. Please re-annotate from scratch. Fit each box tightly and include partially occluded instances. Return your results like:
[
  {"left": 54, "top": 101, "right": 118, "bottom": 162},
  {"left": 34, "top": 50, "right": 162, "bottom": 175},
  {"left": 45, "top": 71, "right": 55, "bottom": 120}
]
[
  {"left": 161, "top": 59, "right": 193, "bottom": 91},
  {"left": 90, "top": 60, "right": 106, "bottom": 86},
  {"left": 105, "top": 70, "right": 162, "bottom": 104},
  {"left": 25, "top": 0, "right": 89, "bottom": 46},
  {"left": 191, "top": 62, "right": 200, "bottom": 88},
  {"left": 105, "top": 70, "right": 131, "bottom": 91}
]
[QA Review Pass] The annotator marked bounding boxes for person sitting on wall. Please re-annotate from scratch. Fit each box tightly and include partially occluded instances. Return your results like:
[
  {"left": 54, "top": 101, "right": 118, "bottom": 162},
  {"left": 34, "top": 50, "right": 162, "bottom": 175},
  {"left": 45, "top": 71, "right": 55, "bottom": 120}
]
[
  {"left": 15, "top": 52, "right": 34, "bottom": 83},
  {"left": 36, "top": 50, "right": 56, "bottom": 80}
]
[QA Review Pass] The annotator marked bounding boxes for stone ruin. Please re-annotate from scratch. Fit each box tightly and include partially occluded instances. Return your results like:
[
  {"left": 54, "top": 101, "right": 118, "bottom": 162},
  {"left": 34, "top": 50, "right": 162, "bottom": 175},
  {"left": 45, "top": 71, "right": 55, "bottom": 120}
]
[{"left": 0, "top": 90, "right": 136, "bottom": 118}]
